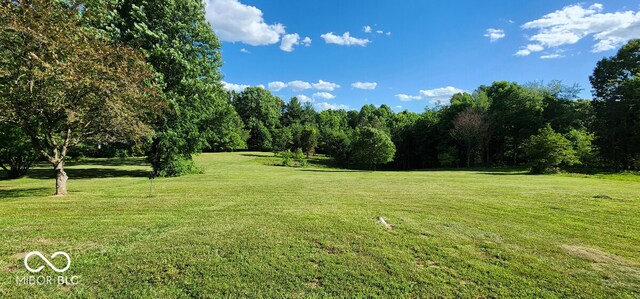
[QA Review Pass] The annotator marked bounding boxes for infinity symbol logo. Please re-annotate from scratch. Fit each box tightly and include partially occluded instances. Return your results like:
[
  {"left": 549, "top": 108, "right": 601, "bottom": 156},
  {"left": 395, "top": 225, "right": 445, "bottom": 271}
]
[{"left": 24, "top": 251, "right": 71, "bottom": 273}]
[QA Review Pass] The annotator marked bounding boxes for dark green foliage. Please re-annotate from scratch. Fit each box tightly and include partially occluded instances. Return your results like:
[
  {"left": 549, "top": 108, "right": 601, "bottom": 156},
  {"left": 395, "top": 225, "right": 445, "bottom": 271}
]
[
  {"left": 84, "top": 0, "right": 244, "bottom": 176},
  {"left": 204, "top": 98, "right": 249, "bottom": 152},
  {"left": 300, "top": 126, "right": 319, "bottom": 157},
  {"left": 524, "top": 125, "right": 578, "bottom": 174},
  {"left": 271, "top": 126, "right": 293, "bottom": 153},
  {"left": 283, "top": 97, "right": 304, "bottom": 126},
  {"left": 233, "top": 87, "right": 283, "bottom": 151},
  {"left": 321, "top": 130, "right": 352, "bottom": 166},
  {"left": 590, "top": 39, "right": 640, "bottom": 169},
  {"left": 0, "top": 123, "right": 38, "bottom": 179},
  {"left": 487, "top": 81, "right": 545, "bottom": 165},
  {"left": 351, "top": 126, "right": 396, "bottom": 170}
]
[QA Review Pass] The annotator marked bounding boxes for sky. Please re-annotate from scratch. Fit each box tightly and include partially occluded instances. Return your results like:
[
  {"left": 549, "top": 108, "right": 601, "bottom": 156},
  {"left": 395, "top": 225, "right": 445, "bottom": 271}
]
[{"left": 203, "top": 0, "right": 640, "bottom": 112}]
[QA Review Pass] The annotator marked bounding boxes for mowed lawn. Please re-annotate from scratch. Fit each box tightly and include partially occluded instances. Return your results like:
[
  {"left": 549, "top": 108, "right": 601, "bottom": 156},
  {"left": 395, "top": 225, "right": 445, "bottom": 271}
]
[{"left": 0, "top": 152, "right": 639, "bottom": 298}]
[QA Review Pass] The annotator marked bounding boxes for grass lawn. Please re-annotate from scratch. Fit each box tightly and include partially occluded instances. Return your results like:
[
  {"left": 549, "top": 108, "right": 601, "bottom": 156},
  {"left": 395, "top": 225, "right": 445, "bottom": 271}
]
[{"left": 1, "top": 152, "right": 639, "bottom": 298}]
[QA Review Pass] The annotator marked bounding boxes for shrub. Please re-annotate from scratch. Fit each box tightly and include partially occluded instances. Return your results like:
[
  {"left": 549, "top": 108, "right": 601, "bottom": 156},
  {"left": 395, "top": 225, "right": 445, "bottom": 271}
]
[
  {"left": 0, "top": 123, "right": 38, "bottom": 179},
  {"left": 566, "top": 129, "right": 597, "bottom": 167},
  {"left": 280, "top": 148, "right": 307, "bottom": 167},
  {"left": 351, "top": 126, "right": 395, "bottom": 170},
  {"left": 524, "top": 125, "right": 578, "bottom": 174}
]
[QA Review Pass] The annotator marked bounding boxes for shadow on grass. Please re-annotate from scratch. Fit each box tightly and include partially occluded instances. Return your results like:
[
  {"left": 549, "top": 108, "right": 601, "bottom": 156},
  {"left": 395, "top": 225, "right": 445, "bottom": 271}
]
[
  {"left": 24, "top": 168, "right": 149, "bottom": 180},
  {"left": 0, "top": 187, "right": 50, "bottom": 199},
  {"left": 475, "top": 171, "right": 530, "bottom": 176},
  {"left": 298, "top": 169, "right": 367, "bottom": 173},
  {"left": 66, "top": 158, "right": 148, "bottom": 167},
  {"left": 239, "top": 153, "right": 271, "bottom": 158}
]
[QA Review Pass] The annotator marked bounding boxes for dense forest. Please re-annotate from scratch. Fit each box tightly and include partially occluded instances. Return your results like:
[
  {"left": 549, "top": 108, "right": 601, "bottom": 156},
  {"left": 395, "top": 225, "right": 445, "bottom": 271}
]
[{"left": 1, "top": 1, "right": 639, "bottom": 193}]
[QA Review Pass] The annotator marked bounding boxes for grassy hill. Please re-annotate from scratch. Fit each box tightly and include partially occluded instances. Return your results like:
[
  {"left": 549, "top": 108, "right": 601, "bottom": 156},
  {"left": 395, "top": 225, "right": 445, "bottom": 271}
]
[{"left": 1, "top": 152, "right": 639, "bottom": 298}]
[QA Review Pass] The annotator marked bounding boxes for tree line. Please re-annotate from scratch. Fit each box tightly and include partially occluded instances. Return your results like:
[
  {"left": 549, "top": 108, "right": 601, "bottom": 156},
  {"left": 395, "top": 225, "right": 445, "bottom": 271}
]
[{"left": 1, "top": 1, "right": 639, "bottom": 195}]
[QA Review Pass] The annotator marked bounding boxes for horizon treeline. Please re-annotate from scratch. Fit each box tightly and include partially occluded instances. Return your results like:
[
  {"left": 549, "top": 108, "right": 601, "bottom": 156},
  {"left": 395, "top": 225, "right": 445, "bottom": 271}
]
[{"left": 1, "top": 1, "right": 639, "bottom": 185}]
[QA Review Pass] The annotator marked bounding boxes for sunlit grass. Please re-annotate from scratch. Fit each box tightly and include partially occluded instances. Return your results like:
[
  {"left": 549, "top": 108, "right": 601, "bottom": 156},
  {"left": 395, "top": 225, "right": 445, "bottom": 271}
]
[{"left": 1, "top": 152, "right": 639, "bottom": 298}]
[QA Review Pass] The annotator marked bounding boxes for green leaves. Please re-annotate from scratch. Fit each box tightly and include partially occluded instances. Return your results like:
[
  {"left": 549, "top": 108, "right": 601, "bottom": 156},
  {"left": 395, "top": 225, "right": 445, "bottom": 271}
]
[
  {"left": 590, "top": 39, "right": 640, "bottom": 169},
  {"left": 351, "top": 126, "right": 396, "bottom": 170},
  {"left": 524, "top": 125, "right": 578, "bottom": 174}
]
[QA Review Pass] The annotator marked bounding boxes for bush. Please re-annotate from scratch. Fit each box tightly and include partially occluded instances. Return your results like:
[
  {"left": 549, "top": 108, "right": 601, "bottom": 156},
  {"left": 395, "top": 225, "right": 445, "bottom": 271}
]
[
  {"left": 0, "top": 123, "right": 38, "bottom": 179},
  {"left": 280, "top": 148, "right": 307, "bottom": 167},
  {"left": 524, "top": 125, "right": 578, "bottom": 174},
  {"left": 351, "top": 126, "right": 396, "bottom": 170},
  {"left": 156, "top": 157, "right": 204, "bottom": 177},
  {"left": 566, "top": 129, "right": 597, "bottom": 167}
]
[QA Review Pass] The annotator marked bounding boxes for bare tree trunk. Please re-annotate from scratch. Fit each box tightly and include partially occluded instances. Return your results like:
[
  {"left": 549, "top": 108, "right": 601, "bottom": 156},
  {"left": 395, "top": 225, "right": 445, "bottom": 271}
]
[{"left": 54, "top": 162, "right": 68, "bottom": 195}]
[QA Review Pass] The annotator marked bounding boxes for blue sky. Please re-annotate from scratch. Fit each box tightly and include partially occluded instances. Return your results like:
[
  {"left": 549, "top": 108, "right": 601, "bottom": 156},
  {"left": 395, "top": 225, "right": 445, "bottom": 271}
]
[{"left": 204, "top": 0, "right": 640, "bottom": 112}]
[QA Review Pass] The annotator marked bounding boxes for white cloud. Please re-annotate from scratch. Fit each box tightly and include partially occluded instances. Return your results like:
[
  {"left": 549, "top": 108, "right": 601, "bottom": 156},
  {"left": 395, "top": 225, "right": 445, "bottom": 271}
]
[
  {"left": 394, "top": 105, "right": 403, "bottom": 109},
  {"left": 204, "top": 0, "right": 286, "bottom": 46},
  {"left": 302, "top": 37, "right": 312, "bottom": 46},
  {"left": 312, "top": 80, "right": 340, "bottom": 91},
  {"left": 515, "top": 44, "right": 545, "bottom": 56},
  {"left": 321, "top": 32, "right": 371, "bottom": 47},
  {"left": 376, "top": 30, "right": 384, "bottom": 34},
  {"left": 313, "top": 92, "right": 336, "bottom": 100},
  {"left": 268, "top": 81, "right": 287, "bottom": 91},
  {"left": 395, "top": 94, "right": 422, "bottom": 101},
  {"left": 396, "top": 86, "right": 465, "bottom": 103},
  {"left": 540, "top": 54, "right": 564, "bottom": 59},
  {"left": 484, "top": 28, "right": 506, "bottom": 42},
  {"left": 420, "top": 86, "right": 465, "bottom": 103},
  {"left": 240, "top": 48, "right": 250, "bottom": 53},
  {"left": 222, "top": 81, "right": 251, "bottom": 92},
  {"left": 526, "top": 44, "right": 544, "bottom": 52},
  {"left": 287, "top": 80, "right": 313, "bottom": 91},
  {"left": 269, "top": 80, "right": 340, "bottom": 92},
  {"left": 314, "top": 102, "right": 350, "bottom": 111},
  {"left": 521, "top": 3, "right": 640, "bottom": 54},
  {"left": 352, "top": 82, "right": 378, "bottom": 90},
  {"left": 363, "top": 25, "right": 372, "bottom": 33},
  {"left": 386, "top": 32, "right": 392, "bottom": 36},
  {"left": 295, "top": 95, "right": 313, "bottom": 103},
  {"left": 280, "top": 33, "right": 300, "bottom": 52}
]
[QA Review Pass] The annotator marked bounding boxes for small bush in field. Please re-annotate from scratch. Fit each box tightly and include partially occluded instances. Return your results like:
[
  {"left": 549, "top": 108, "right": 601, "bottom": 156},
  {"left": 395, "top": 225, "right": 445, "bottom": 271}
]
[{"left": 279, "top": 148, "right": 307, "bottom": 167}]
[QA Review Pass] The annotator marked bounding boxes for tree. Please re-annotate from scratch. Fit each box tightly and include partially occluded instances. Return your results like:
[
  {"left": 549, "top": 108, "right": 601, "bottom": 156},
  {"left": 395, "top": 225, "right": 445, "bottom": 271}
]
[
  {"left": 203, "top": 97, "right": 249, "bottom": 152},
  {"left": 487, "top": 81, "right": 545, "bottom": 165},
  {"left": 567, "top": 129, "right": 597, "bottom": 167},
  {"left": 0, "top": 0, "right": 162, "bottom": 195},
  {"left": 283, "top": 97, "right": 304, "bottom": 126},
  {"left": 351, "top": 127, "right": 396, "bottom": 170},
  {"left": 0, "top": 123, "right": 38, "bottom": 179},
  {"left": 300, "top": 126, "right": 319, "bottom": 157},
  {"left": 271, "top": 126, "right": 293, "bottom": 153},
  {"left": 524, "top": 125, "right": 578, "bottom": 174},
  {"left": 233, "top": 87, "right": 283, "bottom": 151},
  {"left": 85, "top": 0, "right": 235, "bottom": 176},
  {"left": 451, "top": 108, "right": 489, "bottom": 167},
  {"left": 590, "top": 39, "right": 640, "bottom": 169},
  {"left": 322, "top": 130, "right": 352, "bottom": 166}
]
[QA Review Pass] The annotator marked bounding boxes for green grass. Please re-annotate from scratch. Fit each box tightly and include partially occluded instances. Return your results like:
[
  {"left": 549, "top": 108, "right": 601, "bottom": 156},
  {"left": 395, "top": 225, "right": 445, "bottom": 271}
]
[{"left": 1, "top": 152, "right": 639, "bottom": 298}]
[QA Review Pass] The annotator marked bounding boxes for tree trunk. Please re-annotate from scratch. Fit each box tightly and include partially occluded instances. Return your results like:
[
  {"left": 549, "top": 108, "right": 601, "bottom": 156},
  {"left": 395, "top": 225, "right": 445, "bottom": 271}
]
[
  {"left": 466, "top": 144, "right": 472, "bottom": 168},
  {"left": 55, "top": 162, "right": 68, "bottom": 196}
]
